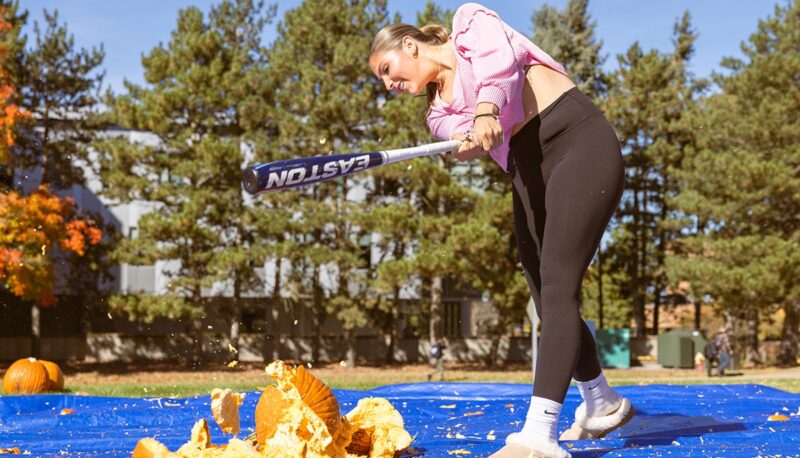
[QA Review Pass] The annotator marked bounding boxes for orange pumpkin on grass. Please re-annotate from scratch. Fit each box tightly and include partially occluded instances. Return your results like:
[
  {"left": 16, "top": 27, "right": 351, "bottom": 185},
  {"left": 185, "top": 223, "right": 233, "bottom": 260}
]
[
  {"left": 39, "top": 359, "right": 65, "bottom": 391},
  {"left": 2, "top": 358, "right": 65, "bottom": 394}
]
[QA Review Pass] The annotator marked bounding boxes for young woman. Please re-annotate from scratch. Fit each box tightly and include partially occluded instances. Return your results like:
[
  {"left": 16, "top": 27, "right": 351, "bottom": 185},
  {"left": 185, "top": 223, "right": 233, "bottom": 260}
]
[{"left": 369, "top": 3, "right": 632, "bottom": 457}]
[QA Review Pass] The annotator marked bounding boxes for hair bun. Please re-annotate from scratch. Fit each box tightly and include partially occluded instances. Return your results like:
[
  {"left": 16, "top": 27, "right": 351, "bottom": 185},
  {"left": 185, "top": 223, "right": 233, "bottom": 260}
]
[{"left": 419, "top": 24, "right": 450, "bottom": 45}]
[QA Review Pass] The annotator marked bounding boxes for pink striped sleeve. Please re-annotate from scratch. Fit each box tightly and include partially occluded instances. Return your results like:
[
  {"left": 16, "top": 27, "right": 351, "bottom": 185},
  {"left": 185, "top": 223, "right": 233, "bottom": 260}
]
[
  {"left": 427, "top": 105, "right": 473, "bottom": 141},
  {"left": 451, "top": 3, "right": 520, "bottom": 112}
]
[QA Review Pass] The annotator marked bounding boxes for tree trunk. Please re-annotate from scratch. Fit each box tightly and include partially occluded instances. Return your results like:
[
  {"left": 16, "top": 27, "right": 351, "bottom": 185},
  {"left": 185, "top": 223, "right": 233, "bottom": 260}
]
[
  {"left": 694, "top": 221, "right": 707, "bottom": 332},
  {"left": 694, "top": 300, "right": 702, "bottom": 330},
  {"left": 191, "top": 316, "right": 204, "bottom": 368},
  {"left": 742, "top": 308, "right": 762, "bottom": 367},
  {"left": 652, "top": 280, "right": 662, "bottom": 335},
  {"left": 430, "top": 275, "right": 443, "bottom": 345},
  {"left": 652, "top": 297, "right": 660, "bottom": 335},
  {"left": 631, "top": 186, "right": 646, "bottom": 338},
  {"left": 385, "top": 287, "right": 401, "bottom": 364},
  {"left": 487, "top": 333, "right": 501, "bottom": 368},
  {"left": 640, "top": 188, "right": 650, "bottom": 335},
  {"left": 345, "top": 328, "right": 356, "bottom": 368},
  {"left": 229, "top": 277, "right": 242, "bottom": 363},
  {"left": 653, "top": 177, "right": 669, "bottom": 336},
  {"left": 778, "top": 300, "right": 799, "bottom": 366},
  {"left": 264, "top": 258, "right": 283, "bottom": 362},
  {"left": 429, "top": 195, "right": 446, "bottom": 347},
  {"left": 31, "top": 304, "right": 41, "bottom": 358},
  {"left": 311, "top": 265, "right": 322, "bottom": 363}
]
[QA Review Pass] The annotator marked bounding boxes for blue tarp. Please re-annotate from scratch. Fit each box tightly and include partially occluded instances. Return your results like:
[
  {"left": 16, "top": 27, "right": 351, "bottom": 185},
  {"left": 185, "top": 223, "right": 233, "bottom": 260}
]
[{"left": 1, "top": 383, "right": 799, "bottom": 457}]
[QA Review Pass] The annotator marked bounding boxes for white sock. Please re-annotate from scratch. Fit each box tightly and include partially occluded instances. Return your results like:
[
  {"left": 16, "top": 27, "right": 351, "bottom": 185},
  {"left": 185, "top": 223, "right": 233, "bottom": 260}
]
[
  {"left": 518, "top": 396, "right": 562, "bottom": 443},
  {"left": 576, "top": 372, "right": 621, "bottom": 417}
]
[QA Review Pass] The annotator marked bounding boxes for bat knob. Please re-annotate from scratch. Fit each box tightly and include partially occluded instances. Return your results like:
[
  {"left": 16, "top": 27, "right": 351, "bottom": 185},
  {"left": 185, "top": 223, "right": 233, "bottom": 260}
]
[{"left": 242, "top": 167, "right": 261, "bottom": 194}]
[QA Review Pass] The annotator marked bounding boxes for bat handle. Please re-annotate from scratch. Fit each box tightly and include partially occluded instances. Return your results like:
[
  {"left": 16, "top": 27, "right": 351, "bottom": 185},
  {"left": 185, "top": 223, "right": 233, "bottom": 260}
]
[{"left": 382, "top": 139, "right": 462, "bottom": 165}]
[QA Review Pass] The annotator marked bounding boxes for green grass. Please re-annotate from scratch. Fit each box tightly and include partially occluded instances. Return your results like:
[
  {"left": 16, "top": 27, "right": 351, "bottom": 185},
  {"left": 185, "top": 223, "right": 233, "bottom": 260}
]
[{"left": 63, "top": 382, "right": 263, "bottom": 398}]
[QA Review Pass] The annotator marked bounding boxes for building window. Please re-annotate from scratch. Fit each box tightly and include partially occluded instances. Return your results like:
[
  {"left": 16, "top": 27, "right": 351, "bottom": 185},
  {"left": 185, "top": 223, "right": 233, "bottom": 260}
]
[
  {"left": 128, "top": 226, "right": 138, "bottom": 239},
  {"left": 444, "top": 301, "right": 461, "bottom": 337},
  {"left": 358, "top": 234, "right": 371, "bottom": 268}
]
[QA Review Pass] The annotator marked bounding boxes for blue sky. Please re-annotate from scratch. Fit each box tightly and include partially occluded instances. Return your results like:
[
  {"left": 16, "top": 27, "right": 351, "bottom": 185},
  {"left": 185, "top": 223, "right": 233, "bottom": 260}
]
[{"left": 21, "top": 1, "right": 781, "bottom": 94}]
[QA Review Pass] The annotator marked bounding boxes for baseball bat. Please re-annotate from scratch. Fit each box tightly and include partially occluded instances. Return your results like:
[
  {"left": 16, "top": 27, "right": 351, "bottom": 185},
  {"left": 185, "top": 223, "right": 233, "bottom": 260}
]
[{"left": 242, "top": 139, "right": 461, "bottom": 194}]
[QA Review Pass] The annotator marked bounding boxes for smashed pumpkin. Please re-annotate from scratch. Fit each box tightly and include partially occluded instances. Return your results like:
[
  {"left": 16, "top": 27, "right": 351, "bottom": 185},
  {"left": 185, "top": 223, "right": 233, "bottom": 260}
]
[
  {"left": 345, "top": 398, "right": 413, "bottom": 458},
  {"left": 133, "top": 419, "right": 263, "bottom": 458},
  {"left": 132, "top": 360, "right": 413, "bottom": 458},
  {"left": 256, "top": 361, "right": 351, "bottom": 457}
]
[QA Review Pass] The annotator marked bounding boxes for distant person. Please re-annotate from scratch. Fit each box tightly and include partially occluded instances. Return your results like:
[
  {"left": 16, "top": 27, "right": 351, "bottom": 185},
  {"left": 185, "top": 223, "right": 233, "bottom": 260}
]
[
  {"left": 702, "top": 339, "right": 719, "bottom": 377},
  {"left": 714, "top": 327, "right": 733, "bottom": 376},
  {"left": 369, "top": 2, "right": 630, "bottom": 456},
  {"left": 427, "top": 338, "right": 447, "bottom": 382}
]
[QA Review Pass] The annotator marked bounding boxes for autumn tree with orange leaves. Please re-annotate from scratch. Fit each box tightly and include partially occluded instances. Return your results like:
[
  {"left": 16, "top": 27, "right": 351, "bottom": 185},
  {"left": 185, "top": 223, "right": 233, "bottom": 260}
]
[
  {"left": 0, "top": 186, "right": 102, "bottom": 305},
  {"left": 0, "top": 1, "right": 104, "bottom": 355},
  {"left": 0, "top": 2, "right": 26, "bottom": 170}
]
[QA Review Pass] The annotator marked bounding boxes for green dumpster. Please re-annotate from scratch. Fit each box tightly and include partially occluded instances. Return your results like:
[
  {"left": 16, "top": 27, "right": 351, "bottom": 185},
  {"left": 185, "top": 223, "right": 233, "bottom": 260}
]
[{"left": 657, "top": 329, "right": 708, "bottom": 368}]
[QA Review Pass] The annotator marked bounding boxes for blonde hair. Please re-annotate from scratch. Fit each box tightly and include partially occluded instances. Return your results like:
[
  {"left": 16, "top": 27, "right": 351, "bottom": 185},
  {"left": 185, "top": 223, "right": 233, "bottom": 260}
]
[{"left": 370, "top": 23, "right": 450, "bottom": 108}]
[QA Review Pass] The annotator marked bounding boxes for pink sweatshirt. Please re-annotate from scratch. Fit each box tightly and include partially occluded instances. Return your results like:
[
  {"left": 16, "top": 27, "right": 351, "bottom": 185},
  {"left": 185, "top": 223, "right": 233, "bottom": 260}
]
[{"left": 426, "top": 3, "right": 568, "bottom": 171}]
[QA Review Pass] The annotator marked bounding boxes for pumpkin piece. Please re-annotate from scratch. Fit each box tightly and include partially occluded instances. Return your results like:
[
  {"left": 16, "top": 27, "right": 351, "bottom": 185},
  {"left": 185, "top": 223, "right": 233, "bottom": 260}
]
[
  {"left": 210, "top": 388, "right": 244, "bottom": 435},
  {"left": 2, "top": 358, "right": 50, "bottom": 394},
  {"left": 346, "top": 428, "right": 373, "bottom": 456},
  {"left": 345, "top": 397, "right": 413, "bottom": 458},
  {"left": 176, "top": 419, "right": 214, "bottom": 456},
  {"left": 768, "top": 413, "right": 789, "bottom": 421},
  {"left": 133, "top": 432, "right": 264, "bottom": 457},
  {"left": 263, "top": 361, "right": 343, "bottom": 436},
  {"left": 256, "top": 360, "right": 352, "bottom": 457},
  {"left": 132, "top": 438, "right": 171, "bottom": 458},
  {"left": 255, "top": 384, "right": 339, "bottom": 457},
  {"left": 254, "top": 385, "right": 293, "bottom": 445},
  {"left": 294, "top": 365, "right": 342, "bottom": 434},
  {"left": 212, "top": 438, "right": 262, "bottom": 457},
  {"left": 39, "top": 360, "right": 64, "bottom": 392}
]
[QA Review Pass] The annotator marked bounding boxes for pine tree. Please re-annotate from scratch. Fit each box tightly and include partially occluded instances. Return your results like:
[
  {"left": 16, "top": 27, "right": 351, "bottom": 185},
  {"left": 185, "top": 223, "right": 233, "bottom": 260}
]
[
  {"left": 669, "top": 1, "right": 800, "bottom": 365},
  {"left": 603, "top": 12, "right": 702, "bottom": 337},
  {"left": 19, "top": 9, "right": 104, "bottom": 189},
  {"left": 96, "top": 0, "right": 276, "bottom": 365},
  {"left": 368, "top": 2, "right": 485, "bottom": 356},
  {"left": 260, "top": 0, "right": 389, "bottom": 363},
  {"left": 447, "top": 190, "right": 527, "bottom": 366},
  {"left": 532, "top": 0, "right": 606, "bottom": 100},
  {"left": 18, "top": 7, "right": 114, "bottom": 340},
  {"left": 531, "top": 0, "right": 628, "bottom": 333}
]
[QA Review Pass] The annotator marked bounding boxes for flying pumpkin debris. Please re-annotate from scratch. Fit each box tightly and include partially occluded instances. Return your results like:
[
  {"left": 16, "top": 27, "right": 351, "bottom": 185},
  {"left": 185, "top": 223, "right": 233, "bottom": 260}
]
[{"left": 132, "top": 360, "right": 412, "bottom": 457}]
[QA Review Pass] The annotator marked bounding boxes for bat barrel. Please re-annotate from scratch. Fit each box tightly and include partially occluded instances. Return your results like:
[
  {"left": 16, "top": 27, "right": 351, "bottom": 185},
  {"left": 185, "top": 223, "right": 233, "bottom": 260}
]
[
  {"left": 241, "top": 140, "right": 460, "bottom": 195},
  {"left": 242, "top": 152, "right": 384, "bottom": 195}
]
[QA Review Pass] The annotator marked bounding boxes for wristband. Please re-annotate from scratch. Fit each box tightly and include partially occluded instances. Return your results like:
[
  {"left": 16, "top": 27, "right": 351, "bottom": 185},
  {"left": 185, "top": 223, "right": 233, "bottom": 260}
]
[{"left": 474, "top": 113, "right": 498, "bottom": 121}]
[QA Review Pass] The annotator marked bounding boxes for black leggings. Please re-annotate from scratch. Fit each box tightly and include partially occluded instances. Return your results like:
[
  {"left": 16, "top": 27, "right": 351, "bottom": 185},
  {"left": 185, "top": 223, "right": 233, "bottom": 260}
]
[{"left": 508, "top": 87, "right": 624, "bottom": 403}]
